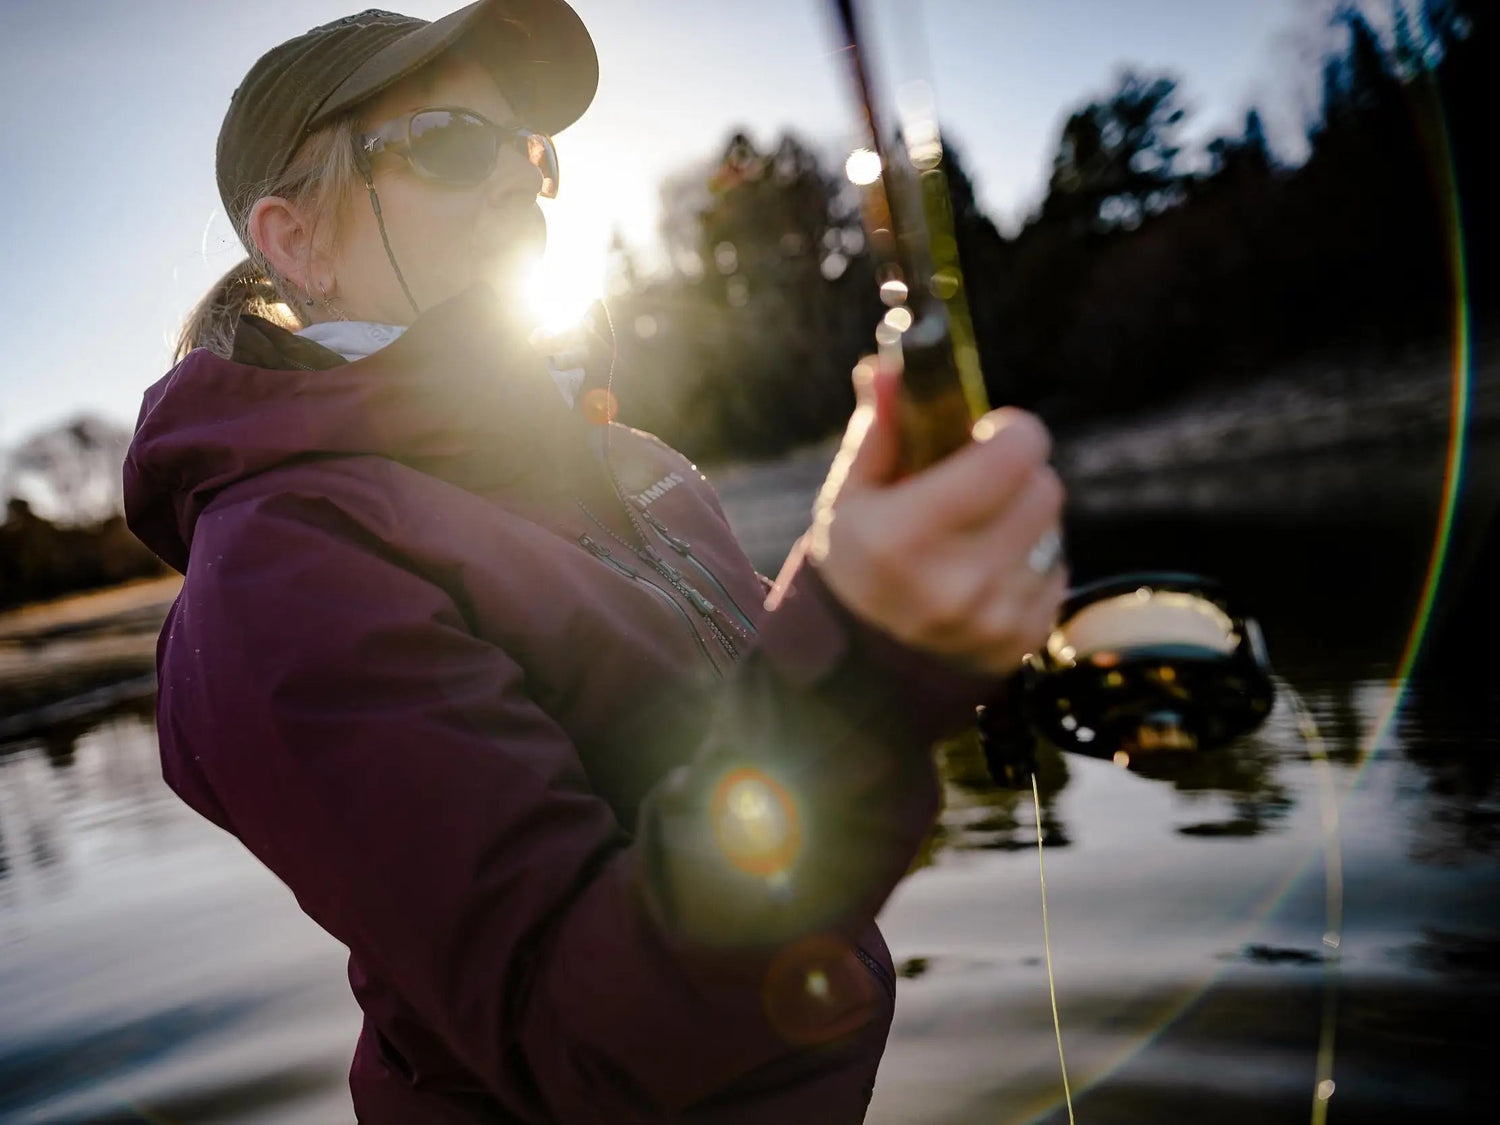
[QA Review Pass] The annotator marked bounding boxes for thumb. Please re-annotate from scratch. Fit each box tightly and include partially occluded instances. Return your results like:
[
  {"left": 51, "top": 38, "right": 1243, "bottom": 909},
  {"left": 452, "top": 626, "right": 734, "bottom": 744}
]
[
  {"left": 839, "top": 357, "right": 904, "bottom": 492},
  {"left": 805, "top": 358, "right": 902, "bottom": 571}
]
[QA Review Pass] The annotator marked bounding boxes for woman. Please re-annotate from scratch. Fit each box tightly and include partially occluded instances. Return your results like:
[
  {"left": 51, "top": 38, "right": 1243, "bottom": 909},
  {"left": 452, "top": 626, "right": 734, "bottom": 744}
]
[{"left": 123, "top": 2, "right": 1067, "bottom": 1121}]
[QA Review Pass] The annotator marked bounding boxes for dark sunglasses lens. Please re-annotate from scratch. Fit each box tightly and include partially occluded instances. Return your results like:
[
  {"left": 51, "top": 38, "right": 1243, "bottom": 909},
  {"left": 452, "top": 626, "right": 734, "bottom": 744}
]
[{"left": 408, "top": 110, "right": 499, "bottom": 183}]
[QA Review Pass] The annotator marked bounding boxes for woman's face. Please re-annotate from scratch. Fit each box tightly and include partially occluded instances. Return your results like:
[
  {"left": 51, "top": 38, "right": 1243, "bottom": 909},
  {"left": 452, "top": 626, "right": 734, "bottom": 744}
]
[{"left": 326, "top": 52, "right": 548, "bottom": 324}]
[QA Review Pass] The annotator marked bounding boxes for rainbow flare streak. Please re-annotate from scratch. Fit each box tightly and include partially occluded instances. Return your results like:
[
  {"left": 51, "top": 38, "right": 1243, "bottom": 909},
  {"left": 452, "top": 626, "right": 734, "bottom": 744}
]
[
  {"left": 1361, "top": 75, "right": 1473, "bottom": 772},
  {"left": 1021, "top": 71, "right": 1476, "bottom": 1125}
]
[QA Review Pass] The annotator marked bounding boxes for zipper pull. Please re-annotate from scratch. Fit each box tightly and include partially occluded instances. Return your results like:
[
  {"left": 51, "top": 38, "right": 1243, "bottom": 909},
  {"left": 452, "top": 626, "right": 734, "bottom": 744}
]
[
  {"left": 682, "top": 585, "right": 720, "bottom": 619},
  {"left": 580, "top": 534, "right": 639, "bottom": 577},
  {"left": 642, "top": 548, "right": 686, "bottom": 585},
  {"left": 639, "top": 552, "right": 675, "bottom": 585},
  {"left": 642, "top": 508, "right": 692, "bottom": 555},
  {"left": 644, "top": 548, "right": 718, "bottom": 616}
]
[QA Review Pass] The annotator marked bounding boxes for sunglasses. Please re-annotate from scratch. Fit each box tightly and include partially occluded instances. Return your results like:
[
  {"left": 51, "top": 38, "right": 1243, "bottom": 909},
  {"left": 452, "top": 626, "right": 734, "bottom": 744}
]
[{"left": 358, "top": 106, "right": 559, "bottom": 198}]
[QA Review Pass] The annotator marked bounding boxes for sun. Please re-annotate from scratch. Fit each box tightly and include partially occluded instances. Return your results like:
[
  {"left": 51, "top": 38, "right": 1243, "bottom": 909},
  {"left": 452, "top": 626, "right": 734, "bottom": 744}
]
[
  {"left": 523, "top": 178, "right": 610, "bottom": 335},
  {"left": 524, "top": 243, "right": 601, "bottom": 335}
]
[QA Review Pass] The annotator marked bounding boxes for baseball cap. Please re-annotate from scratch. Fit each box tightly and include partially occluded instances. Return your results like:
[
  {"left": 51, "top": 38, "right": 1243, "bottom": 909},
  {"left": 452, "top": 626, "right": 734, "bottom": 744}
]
[{"left": 215, "top": 0, "right": 598, "bottom": 228}]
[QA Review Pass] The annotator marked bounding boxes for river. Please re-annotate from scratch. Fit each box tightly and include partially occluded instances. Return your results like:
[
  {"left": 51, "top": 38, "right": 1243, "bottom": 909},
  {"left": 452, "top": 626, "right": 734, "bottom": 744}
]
[{"left": 1, "top": 477, "right": 1496, "bottom": 1123}]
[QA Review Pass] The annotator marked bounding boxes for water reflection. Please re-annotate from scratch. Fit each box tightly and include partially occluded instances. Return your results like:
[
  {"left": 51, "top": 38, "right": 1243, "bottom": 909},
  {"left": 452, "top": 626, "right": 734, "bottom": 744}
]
[
  {"left": 1, "top": 552, "right": 1497, "bottom": 1123},
  {"left": 0, "top": 699, "right": 168, "bottom": 897},
  {"left": 931, "top": 732, "right": 1071, "bottom": 854},
  {"left": 932, "top": 679, "right": 1369, "bottom": 853},
  {"left": 1398, "top": 655, "right": 1500, "bottom": 867},
  {"left": 0, "top": 705, "right": 361, "bottom": 1125},
  {"left": 870, "top": 664, "right": 1500, "bottom": 1125}
]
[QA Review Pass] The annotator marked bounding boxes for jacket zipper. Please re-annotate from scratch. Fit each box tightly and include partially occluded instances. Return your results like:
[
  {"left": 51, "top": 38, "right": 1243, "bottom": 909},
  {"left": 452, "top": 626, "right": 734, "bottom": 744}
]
[
  {"left": 578, "top": 534, "right": 722, "bottom": 676},
  {"left": 576, "top": 501, "right": 742, "bottom": 661},
  {"left": 639, "top": 507, "right": 759, "bottom": 636},
  {"left": 853, "top": 945, "right": 897, "bottom": 1003},
  {"left": 582, "top": 430, "right": 748, "bottom": 660}
]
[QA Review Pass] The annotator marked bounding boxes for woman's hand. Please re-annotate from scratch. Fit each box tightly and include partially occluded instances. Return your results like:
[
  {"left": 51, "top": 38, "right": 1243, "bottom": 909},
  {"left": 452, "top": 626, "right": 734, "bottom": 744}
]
[{"left": 805, "top": 361, "right": 1068, "bottom": 677}]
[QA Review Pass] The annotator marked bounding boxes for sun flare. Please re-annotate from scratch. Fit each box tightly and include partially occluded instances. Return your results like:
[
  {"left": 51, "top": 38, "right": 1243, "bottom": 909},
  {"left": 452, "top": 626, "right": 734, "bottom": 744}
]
[{"left": 522, "top": 185, "right": 609, "bottom": 335}]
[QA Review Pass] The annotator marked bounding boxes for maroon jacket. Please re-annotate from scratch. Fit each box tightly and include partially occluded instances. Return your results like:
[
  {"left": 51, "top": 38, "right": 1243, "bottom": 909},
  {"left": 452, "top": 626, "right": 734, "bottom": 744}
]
[{"left": 123, "top": 288, "right": 994, "bottom": 1124}]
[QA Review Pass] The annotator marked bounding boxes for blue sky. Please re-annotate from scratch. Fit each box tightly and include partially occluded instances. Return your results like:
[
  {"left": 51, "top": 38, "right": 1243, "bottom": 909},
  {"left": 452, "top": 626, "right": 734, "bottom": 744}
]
[{"left": 0, "top": 0, "right": 1323, "bottom": 449}]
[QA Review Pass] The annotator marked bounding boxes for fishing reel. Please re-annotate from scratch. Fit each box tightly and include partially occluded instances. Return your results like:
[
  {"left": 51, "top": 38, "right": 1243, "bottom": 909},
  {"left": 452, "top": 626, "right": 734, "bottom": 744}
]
[
  {"left": 820, "top": 0, "right": 1277, "bottom": 785},
  {"left": 981, "top": 573, "right": 1275, "bottom": 786}
]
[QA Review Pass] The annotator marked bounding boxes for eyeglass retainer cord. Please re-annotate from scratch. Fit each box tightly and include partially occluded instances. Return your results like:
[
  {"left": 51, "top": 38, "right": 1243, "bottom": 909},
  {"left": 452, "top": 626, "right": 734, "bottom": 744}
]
[{"left": 361, "top": 171, "right": 423, "bottom": 320}]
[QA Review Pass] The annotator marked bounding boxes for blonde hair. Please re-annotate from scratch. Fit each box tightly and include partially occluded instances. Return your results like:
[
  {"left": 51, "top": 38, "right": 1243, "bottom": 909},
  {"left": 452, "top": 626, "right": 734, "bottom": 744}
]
[{"left": 176, "top": 116, "right": 363, "bottom": 363}]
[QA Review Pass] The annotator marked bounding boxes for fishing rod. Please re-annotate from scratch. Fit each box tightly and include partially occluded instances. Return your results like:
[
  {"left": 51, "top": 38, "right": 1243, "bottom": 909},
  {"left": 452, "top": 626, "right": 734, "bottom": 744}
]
[
  {"left": 824, "top": 0, "right": 1275, "bottom": 771},
  {"left": 821, "top": 5, "right": 1349, "bottom": 1123}
]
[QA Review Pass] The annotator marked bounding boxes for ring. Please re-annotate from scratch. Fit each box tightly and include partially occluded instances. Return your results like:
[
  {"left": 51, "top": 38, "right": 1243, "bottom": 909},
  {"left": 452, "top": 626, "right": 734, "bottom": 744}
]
[{"left": 1026, "top": 529, "right": 1064, "bottom": 575}]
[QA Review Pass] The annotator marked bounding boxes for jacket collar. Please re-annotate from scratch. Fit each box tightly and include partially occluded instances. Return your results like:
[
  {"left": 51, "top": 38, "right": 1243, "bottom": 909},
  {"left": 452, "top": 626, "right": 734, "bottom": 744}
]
[
  {"left": 230, "top": 313, "right": 348, "bottom": 371},
  {"left": 126, "top": 284, "right": 605, "bottom": 572},
  {"left": 229, "top": 285, "right": 594, "bottom": 501}
]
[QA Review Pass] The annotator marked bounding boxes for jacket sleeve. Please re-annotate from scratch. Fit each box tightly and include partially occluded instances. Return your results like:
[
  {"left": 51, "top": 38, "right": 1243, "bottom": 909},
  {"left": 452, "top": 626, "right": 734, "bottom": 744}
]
[{"left": 167, "top": 487, "right": 995, "bottom": 1122}]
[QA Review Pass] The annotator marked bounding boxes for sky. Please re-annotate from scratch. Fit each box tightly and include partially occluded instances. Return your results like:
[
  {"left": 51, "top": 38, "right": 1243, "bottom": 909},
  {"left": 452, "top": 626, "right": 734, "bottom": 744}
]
[{"left": 0, "top": 0, "right": 1326, "bottom": 451}]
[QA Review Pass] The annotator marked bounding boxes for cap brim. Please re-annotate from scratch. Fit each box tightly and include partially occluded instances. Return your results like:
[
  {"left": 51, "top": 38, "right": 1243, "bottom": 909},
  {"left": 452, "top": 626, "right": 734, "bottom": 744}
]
[{"left": 310, "top": 0, "right": 598, "bottom": 136}]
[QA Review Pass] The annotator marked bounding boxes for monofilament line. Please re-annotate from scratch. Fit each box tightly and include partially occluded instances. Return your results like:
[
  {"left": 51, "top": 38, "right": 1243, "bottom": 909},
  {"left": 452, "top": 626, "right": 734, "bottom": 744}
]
[
  {"left": 1033, "top": 772, "right": 1076, "bottom": 1125},
  {"left": 1279, "top": 680, "right": 1345, "bottom": 1125}
]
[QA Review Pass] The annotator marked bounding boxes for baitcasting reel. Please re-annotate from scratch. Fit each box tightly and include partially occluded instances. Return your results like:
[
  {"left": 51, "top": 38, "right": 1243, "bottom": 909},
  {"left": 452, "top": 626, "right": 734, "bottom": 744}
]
[
  {"left": 820, "top": 4, "right": 1276, "bottom": 786},
  {"left": 981, "top": 573, "right": 1275, "bottom": 786}
]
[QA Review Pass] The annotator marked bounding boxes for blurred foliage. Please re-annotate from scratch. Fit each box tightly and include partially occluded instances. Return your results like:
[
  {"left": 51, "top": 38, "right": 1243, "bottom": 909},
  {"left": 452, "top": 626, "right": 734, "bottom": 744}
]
[
  {"left": 3, "top": 413, "right": 130, "bottom": 527},
  {"left": 607, "top": 0, "right": 1494, "bottom": 458},
  {"left": 4, "top": 0, "right": 1493, "bottom": 608},
  {"left": 0, "top": 413, "right": 166, "bottom": 611},
  {"left": 0, "top": 498, "right": 166, "bottom": 612},
  {"left": 606, "top": 131, "right": 879, "bottom": 461}
]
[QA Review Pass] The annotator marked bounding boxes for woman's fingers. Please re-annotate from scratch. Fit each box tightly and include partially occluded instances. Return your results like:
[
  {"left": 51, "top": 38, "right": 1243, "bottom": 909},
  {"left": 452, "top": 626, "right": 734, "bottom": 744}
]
[
  {"left": 910, "top": 466, "right": 1067, "bottom": 651},
  {"left": 965, "top": 565, "right": 1070, "bottom": 675},
  {"left": 839, "top": 359, "right": 903, "bottom": 491},
  {"left": 810, "top": 388, "right": 1070, "bottom": 676},
  {"left": 886, "top": 408, "right": 1054, "bottom": 533},
  {"left": 975, "top": 464, "right": 1066, "bottom": 572}
]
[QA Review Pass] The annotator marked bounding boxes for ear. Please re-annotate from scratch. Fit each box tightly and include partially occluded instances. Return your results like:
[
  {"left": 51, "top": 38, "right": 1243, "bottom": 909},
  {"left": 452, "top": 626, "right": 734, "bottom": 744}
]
[{"left": 246, "top": 196, "right": 331, "bottom": 297}]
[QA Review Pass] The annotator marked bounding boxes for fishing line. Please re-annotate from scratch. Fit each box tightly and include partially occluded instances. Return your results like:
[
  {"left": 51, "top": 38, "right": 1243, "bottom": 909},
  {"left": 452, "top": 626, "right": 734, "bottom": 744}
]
[
  {"left": 1277, "top": 679, "right": 1345, "bottom": 1125},
  {"left": 1031, "top": 772, "right": 1076, "bottom": 1125},
  {"left": 1025, "top": 676, "right": 1345, "bottom": 1125}
]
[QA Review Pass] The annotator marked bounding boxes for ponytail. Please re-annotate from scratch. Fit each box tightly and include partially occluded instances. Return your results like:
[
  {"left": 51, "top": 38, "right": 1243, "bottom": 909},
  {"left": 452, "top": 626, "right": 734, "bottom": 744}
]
[
  {"left": 175, "top": 115, "right": 363, "bottom": 364},
  {"left": 175, "top": 257, "right": 301, "bottom": 363}
]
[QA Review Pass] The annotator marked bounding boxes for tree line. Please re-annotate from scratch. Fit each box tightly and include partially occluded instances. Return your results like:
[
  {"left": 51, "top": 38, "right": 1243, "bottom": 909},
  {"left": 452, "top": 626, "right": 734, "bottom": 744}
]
[
  {"left": 2, "top": 0, "right": 1490, "bottom": 609},
  {"left": 606, "top": 0, "right": 1493, "bottom": 459},
  {"left": 0, "top": 417, "right": 165, "bottom": 611}
]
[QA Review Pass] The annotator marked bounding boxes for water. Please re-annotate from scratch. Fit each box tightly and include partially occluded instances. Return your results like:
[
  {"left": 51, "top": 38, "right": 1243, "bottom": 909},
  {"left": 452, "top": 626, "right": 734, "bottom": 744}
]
[{"left": 1, "top": 514, "right": 1496, "bottom": 1124}]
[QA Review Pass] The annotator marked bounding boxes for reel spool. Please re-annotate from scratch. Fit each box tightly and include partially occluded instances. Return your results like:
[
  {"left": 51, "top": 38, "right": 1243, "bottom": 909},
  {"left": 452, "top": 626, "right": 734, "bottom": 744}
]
[{"left": 981, "top": 573, "right": 1275, "bottom": 784}]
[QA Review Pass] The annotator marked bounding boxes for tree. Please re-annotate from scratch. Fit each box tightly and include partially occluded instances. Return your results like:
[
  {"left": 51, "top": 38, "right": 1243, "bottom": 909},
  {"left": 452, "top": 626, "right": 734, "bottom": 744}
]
[
  {"left": 1207, "top": 109, "right": 1273, "bottom": 181},
  {"left": 615, "top": 130, "right": 876, "bottom": 460},
  {"left": 1041, "top": 69, "right": 1189, "bottom": 234},
  {"left": 2, "top": 414, "right": 132, "bottom": 526}
]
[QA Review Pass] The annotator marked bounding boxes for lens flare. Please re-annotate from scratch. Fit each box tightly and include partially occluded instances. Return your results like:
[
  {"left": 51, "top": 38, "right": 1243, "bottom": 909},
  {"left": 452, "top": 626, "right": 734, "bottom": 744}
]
[
  {"left": 845, "top": 148, "right": 883, "bottom": 186},
  {"left": 579, "top": 388, "right": 619, "bottom": 425},
  {"left": 1030, "top": 80, "right": 1476, "bottom": 1123},
  {"left": 710, "top": 768, "right": 800, "bottom": 877},
  {"left": 523, "top": 253, "right": 600, "bottom": 335}
]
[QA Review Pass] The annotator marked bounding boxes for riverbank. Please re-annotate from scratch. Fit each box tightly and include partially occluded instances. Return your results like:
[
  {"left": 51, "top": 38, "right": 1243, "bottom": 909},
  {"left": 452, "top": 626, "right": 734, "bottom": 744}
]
[
  {"left": 1052, "top": 337, "right": 1500, "bottom": 519},
  {"left": 3, "top": 340, "right": 1492, "bottom": 736},
  {"left": 0, "top": 575, "right": 180, "bottom": 740},
  {"left": 716, "top": 338, "right": 1500, "bottom": 568}
]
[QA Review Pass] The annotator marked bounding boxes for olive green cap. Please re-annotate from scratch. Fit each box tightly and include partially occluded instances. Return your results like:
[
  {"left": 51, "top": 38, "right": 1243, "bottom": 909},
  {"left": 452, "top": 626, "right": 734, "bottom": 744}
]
[{"left": 215, "top": 0, "right": 597, "bottom": 229}]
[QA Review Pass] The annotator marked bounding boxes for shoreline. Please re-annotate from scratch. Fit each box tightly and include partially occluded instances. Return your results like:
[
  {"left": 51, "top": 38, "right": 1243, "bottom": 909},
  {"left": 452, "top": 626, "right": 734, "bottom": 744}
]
[
  {"left": 0, "top": 575, "right": 179, "bottom": 741},
  {"left": 5, "top": 344, "right": 1494, "bottom": 739}
]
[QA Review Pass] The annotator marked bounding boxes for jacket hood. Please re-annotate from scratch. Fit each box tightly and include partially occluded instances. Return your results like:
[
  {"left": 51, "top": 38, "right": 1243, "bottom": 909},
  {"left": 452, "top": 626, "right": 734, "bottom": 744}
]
[{"left": 124, "top": 285, "right": 588, "bottom": 573}]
